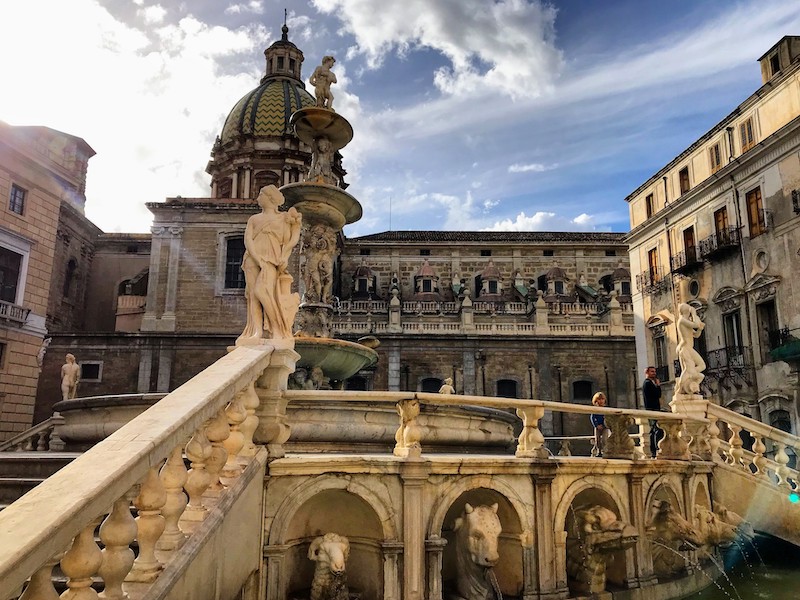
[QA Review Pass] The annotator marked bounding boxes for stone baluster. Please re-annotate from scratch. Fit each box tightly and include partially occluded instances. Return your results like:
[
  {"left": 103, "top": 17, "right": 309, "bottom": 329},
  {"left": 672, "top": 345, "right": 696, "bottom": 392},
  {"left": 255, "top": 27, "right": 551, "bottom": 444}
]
[
  {"left": 727, "top": 423, "right": 744, "bottom": 468},
  {"left": 22, "top": 436, "right": 34, "bottom": 451},
  {"left": 221, "top": 391, "right": 247, "bottom": 482},
  {"left": 60, "top": 519, "right": 103, "bottom": 600},
  {"left": 707, "top": 417, "right": 721, "bottom": 461},
  {"left": 774, "top": 442, "right": 791, "bottom": 488},
  {"left": 751, "top": 433, "right": 767, "bottom": 477},
  {"left": 19, "top": 552, "right": 63, "bottom": 600},
  {"left": 515, "top": 406, "right": 547, "bottom": 458},
  {"left": 634, "top": 417, "right": 651, "bottom": 461},
  {"left": 36, "top": 429, "right": 48, "bottom": 451},
  {"left": 394, "top": 398, "right": 423, "bottom": 458},
  {"left": 127, "top": 467, "right": 166, "bottom": 582},
  {"left": 204, "top": 408, "right": 230, "bottom": 495},
  {"left": 98, "top": 494, "right": 137, "bottom": 598},
  {"left": 48, "top": 412, "right": 66, "bottom": 451},
  {"left": 184, "top": 422, "right": 213, "bottom": 520},
  {"left": 656, "top": 419, "right": 689, "bottom": 460},
  {"left": 157, "top": 444, "right": 188, "bottom": 551},
  {"left": 238, "top": 381, "right": 260, "bottom": 458}
]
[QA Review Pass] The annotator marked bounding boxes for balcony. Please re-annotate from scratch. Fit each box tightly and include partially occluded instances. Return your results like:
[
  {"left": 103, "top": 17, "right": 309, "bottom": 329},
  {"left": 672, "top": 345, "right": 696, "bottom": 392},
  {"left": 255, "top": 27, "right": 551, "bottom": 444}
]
[
  {"left": 669, "top": 247, "right": 703, "bottom": 276},
  {"left": 704, "top": 345, "right": 754, "bottom": 389},
  {"left": 698, "top": 226, "right": 741, "bottom": 261},
  {"left": 635, "top": 267, "right": 669, "bottom": 296},
  {"left": 0, "top": 299, "right": 30, "bottom": 325}
]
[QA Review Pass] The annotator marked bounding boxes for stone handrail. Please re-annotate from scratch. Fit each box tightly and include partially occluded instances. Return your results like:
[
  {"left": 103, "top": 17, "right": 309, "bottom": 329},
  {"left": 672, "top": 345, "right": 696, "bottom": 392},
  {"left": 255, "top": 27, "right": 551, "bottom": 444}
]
[
  {"left": 282, "top": 390, "right": 694, "bottom": 460},
  {"left": 706, "top": 402, "right": 800, "bottom": 488},
  {"left": 0, "top": 416, "right": 64, "bottom": 452},
  {"left": 0, "top": 344, "right": 277, "bottom": 599}
]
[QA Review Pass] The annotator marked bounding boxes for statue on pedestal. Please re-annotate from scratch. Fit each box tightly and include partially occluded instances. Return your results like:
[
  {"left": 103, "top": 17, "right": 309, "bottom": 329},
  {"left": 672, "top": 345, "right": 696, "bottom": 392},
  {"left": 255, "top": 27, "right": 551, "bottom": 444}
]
[
  {"left": 310, "top": 55, "right": 337, "bottom": 111},
  {"left": 237, "top": 185, "right": 302, "bottom": 345},
  {"left": 675, "top": 303, "right": 706, "bottom": 395}
]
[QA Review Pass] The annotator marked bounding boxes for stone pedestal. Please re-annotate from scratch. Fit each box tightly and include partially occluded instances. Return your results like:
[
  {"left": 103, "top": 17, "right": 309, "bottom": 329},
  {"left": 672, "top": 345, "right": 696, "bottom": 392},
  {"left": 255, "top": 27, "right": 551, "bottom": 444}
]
[{"left": 670, "top": 395, "right": 712, "bottom": 460}]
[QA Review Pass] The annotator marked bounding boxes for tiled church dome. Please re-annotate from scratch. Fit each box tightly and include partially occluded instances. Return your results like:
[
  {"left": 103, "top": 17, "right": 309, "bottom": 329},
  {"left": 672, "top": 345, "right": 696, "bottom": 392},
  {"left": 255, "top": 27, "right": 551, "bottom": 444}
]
[{"left": 220, "top": 78, "right": 314, "bottom": 143}]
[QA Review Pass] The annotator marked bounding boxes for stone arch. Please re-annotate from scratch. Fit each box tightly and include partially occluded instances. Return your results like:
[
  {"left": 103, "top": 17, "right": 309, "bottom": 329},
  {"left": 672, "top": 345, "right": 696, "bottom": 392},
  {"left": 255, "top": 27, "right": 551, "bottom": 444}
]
[
  {"left": 553, "top": 476, "right": 631, "bottom": 533},
  {"left": 692, "top": 477, "right": 711, "bottom": 511},
  {"left": 269, "top": 475, "right": 398, "bottom": 545},
  {"left": 429, "top": 476, "right": 531, "bottom": 599},
  {"left": 644, "top": 476, "right": 685, "bottom": 517}
]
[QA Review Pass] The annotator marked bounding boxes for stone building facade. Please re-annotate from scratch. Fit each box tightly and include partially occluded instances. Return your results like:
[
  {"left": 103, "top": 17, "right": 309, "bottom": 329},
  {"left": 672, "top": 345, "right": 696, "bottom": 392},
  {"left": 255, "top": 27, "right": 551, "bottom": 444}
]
[
  {"left": 626, "top": 36, "right": 800, "bottom": 434},
  {"left": 0, "top": 122, "right": 95, "bottom": 440}
]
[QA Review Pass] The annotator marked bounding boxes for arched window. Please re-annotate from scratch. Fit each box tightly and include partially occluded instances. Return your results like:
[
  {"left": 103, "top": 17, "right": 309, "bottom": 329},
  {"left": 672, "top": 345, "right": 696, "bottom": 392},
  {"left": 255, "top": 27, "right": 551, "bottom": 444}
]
[
  {"left": 420, "top": 377, "right": 442, "bottom": 393},
  {"left": 770, "top": 409, "right": 792, "bottom": 433},
  {"left": 224, "top": 237, "right": 246, "bottom": 289},
  {"left": 537, "top": 274, "right": 547, "bottom": 292},
  {"left": 496, "top": 379, "right": 518, "bottom": 398},
  {"left": 63, "top": 259, "right": 77, "bottom": 298},
  {"left": 573, "top": 380, "right": 593, "bottom": 402}
]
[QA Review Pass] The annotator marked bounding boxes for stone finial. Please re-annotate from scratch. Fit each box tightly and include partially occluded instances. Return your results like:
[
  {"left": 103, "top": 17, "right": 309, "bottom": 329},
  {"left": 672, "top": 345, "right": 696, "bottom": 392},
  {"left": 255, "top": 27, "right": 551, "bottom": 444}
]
[{"left": 310, "top": 55, "right": 337, "bottom": 111}]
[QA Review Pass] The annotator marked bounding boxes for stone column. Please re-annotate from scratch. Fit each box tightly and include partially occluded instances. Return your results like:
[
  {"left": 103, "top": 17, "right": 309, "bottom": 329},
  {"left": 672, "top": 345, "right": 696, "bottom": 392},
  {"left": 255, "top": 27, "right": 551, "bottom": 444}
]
[
  {"left": 533, "top": 470, "right": 566, "bottom": 599},
  {"left": 156, "top": 343, "right": 173, "bottom": 393},
  {"left": 231, "top": 172, "right": 238, "bottom": 198},
  {"left": 388, "top": 344, "right": 401, "bottom": 391},
  {"left": 243, "top": 168, "right": 252, "bottom": 198},
  {"left": 263, "top": 544, "right": 288, "bottom": 600},
  {"left": 161, "top": 227, "right": 183, "bottom": 331},
  {"left": 462, "top": 349, "right": 476, "bottom": 396},
  {"left": 137, "top": 347, "right": 153, "bottom": 393},
  {"left": 400, "top": 459, "right": 429, "bottom": 600},
  {"left": 425, "top": 535, "right": 446, "bottom": 600},
  {"left": 383, "top": 540, "right": 404, "bottom": 600},
  {"left": 626, "top": 470, "right": 656, "bottom": 588},
  {"left": 141, "top": 229, "right": 163, "bottom": 331}
]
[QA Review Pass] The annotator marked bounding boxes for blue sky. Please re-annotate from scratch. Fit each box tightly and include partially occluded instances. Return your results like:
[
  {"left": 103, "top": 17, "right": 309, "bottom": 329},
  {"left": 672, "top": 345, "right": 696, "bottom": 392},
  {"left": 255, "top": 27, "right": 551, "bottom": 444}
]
[{"left": 2, "top": 0, "right": 798, "bottom": 236}]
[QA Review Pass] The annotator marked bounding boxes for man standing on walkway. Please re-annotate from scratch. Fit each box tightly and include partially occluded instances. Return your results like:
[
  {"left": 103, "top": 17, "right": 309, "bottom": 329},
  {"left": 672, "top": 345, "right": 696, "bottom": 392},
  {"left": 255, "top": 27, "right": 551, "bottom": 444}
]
[{"left": 643, "top": 366, "right": 663, "bottom": 457}]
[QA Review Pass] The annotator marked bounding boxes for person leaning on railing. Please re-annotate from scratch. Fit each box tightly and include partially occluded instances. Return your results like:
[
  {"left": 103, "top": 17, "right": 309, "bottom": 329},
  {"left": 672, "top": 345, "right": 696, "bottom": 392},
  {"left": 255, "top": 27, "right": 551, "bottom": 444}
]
[{"left": 643, "top": 366, "right": 664, "bottom": 458}]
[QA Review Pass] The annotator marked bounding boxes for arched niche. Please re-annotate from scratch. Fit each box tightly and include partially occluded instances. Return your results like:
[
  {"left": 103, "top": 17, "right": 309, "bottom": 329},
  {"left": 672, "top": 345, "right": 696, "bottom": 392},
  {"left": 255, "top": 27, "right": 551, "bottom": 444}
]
[
  {"left": 428, "top": 477, "right": 533, "bottom": 596},
  {"left": 644, "top": 477, "right": 685, "bottom": 518},
  {"left": 268, "top": 477, "right": 399, "bottom": 600},
  {"left": 693, "top": 478, "right": 711, "bottom": 511},
  {"left": 554, "top": 476, "right": 632, "bottom": 532}
]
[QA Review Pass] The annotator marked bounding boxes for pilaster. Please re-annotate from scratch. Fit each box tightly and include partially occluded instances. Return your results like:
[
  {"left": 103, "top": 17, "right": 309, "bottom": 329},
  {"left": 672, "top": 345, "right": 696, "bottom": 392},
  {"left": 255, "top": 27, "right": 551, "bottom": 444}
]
[
  {"left": 626, "top": 469, "right": 656, "bottom": 588},
  {"left": 382, "top": 540, "right": 403, "bottom": 600},
  {"left": 400, "top": 458, "right": 430, "bottom": 600}
]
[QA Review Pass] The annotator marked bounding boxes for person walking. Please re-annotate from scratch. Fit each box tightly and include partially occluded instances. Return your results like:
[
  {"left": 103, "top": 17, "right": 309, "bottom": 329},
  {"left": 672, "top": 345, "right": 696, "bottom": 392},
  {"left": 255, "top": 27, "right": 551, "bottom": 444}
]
[{"left": 643, "top": 366, "right": 663, "bottom": 457}]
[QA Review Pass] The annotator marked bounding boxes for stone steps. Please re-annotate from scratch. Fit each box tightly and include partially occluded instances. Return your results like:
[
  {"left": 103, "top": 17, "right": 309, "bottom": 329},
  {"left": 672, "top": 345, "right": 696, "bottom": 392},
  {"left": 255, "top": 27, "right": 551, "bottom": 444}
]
[{"left": 0, "top": 452, "right": 80, "bottom": 505}]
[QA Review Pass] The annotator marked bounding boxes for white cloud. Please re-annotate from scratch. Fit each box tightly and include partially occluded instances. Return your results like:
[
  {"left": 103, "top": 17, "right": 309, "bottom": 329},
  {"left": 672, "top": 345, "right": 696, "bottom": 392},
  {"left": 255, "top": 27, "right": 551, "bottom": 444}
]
[
  {"left": 483, "top": 211, "right": 601, "bottom": 232},
  {"left": 139, "top": 4, "right": 167, "bottom": 25},
  {"left": 508, "top": 163, "right": 557, "bottom": 173},
  {"left": 312, "top": 0, "right": 563, "bottom": 99},
  {"left": 224, "top": 1, "right": 263, "bottom": 15},
  {"left": 0, "top": 0, "right": 269, "bottom": 232}
]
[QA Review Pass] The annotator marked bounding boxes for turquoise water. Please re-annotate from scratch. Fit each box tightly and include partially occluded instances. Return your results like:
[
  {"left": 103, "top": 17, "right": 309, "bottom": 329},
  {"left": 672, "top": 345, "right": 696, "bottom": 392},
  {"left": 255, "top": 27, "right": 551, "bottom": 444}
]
[{"left": 682, "top": 536, "right": 800, "bottom": 599}]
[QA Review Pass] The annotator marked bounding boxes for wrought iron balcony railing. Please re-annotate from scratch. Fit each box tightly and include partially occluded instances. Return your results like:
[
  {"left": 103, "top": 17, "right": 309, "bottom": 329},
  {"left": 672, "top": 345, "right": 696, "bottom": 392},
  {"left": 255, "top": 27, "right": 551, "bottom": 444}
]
[
  {"left": 669, "top": 247, "right": 703, "bottom": 275},
  {"left": 698, "top": 226, "right": 741, "bottom": 261},
  {"left": 635, "top": 267, "right": 669, "bottom": 296},
  {"left": 703, "top": 345, "right": 754, "bottom": 390},
  {"left": 0, "top": 299, "right": 30, "bottom": 325},
  {"left": 768, "top": 327, "right": 791, "bottom": 351}
]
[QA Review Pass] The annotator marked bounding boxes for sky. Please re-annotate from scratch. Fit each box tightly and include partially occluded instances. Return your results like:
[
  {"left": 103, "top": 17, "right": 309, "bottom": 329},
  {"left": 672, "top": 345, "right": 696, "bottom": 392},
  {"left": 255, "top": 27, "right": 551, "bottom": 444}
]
[{"left": 2, "top": 0, "right": 799, "bottom": 237}]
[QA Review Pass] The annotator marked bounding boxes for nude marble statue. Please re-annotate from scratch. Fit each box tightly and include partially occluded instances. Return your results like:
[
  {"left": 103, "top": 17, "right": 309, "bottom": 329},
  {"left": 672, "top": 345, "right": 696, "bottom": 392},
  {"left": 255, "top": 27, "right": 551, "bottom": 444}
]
[{"left": 310, "top": 55, "right": 337, "bottom": 110}]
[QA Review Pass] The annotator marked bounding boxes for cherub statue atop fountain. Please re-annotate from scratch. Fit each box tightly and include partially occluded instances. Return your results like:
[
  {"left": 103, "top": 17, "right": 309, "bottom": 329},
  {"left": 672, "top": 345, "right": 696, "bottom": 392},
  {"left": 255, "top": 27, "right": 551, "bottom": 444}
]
[{"left": 310, "top": 55, "right": 337, "bottom": 111}]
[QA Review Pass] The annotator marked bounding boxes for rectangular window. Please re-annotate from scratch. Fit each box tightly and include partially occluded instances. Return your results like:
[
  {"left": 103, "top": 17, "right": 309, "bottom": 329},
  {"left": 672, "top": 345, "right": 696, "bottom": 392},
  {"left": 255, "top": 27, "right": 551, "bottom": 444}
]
[
  {"left": 359, "top": 248, "right": 371, "bottom": 256},
  {"left": 554, "top": 280, "right": 564, "bottom": 295},
  {"left": 422, "top": 279, "right": 432, "bottom": 292},
  {"left": 419, "top": 249, "right": 430, "bottom": 256},
  {"left": 709, "top": 144, "right": 722, "bottom": 173},
  {"left": 480, "top": 249, "right": 492, "bottom": 257},
  {"left": 0, "top": 342, "right": 6, "bottom": 369},
  {"left": 740, "top": 118, "right": 755, "bottom": 152},
  {"left": 9, "top": 184, "right": 26, "bottom": 215},
  {"left": 770, "top": 53, "right": 780, "bottom": 76},
  {"left": 0, "top": 246, "right": 23, "bottom": 303},
  {"left": 757, "top": 299, "right": 779, "bottom": 362},
  {"left": 746, "top": 187, "right": 765, "bottom": 238},
  {"left": 653, "top": 335, "right": 668, "bottom": 380},
  {"left": 645, "top": 193, "right": 654, "bottom": 218},
  {"left": 224, "top": 237, "right": 246, "bottom": 289},
  {"left": 683, "top": 226, "right": 696, "bottom": 263},
  {"left": 714, "top": 207, "right": 729, "bottom": 236},
  {"left": 357, "top": 279, "right": 368, "bottom": 293},
  {"left": 488, "top": 280, "right": 499, "bottom": 294},
  {"left": 543, "top": 249, "right": 554, "bottom": 257},
  {"left": 605, "top": 249, "right": 616, "bottom": 256},
  {"left": 621, "top": 281, "right": 631, "bottom": 296},
  {"left": 647, "top": 248, "right": 659, "bottom": 280},
  {"left": 679, "top": 167, "right": 690, "bottom": 195},
  {"left": 723, "top": 310, "right": 744, "bottom": 350},
  {"left": 276, "top": 56, "right": 285, "bottom": 70},
  {"left": 80, "top": 361, "right": 103, "bottom": 383}
]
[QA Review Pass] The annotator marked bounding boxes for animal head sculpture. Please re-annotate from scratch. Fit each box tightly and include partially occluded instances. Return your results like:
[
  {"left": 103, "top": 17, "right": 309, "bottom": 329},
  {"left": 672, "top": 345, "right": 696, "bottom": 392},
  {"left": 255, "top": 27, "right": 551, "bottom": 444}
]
[
  {"left": 454, "top": 502, "right": 502, "bottom": 568},
  {"left": 308, "top": 533, "right": 350, "bottom": 575},
  {"left": 648, "top": 500, "right": 702, "bottom": 549},
  {"left": 714, "top": 504, "right": 754, "bottom": 540},
  {"left": 694, "top": 506, "right": 737, "bottom": 548}
]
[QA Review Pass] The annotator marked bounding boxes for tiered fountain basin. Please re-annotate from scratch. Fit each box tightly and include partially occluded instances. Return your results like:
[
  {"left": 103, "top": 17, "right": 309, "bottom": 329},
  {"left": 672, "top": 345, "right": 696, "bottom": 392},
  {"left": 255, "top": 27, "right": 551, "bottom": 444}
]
[
  {"left": 293, "top": 337, "right": 377, "bottom": 381},
  {"left": 280, "top": 181, "right": 362, "bottom": 228},
  {"left": 50, "top": 390, "right": 516, "bottom": 453}
]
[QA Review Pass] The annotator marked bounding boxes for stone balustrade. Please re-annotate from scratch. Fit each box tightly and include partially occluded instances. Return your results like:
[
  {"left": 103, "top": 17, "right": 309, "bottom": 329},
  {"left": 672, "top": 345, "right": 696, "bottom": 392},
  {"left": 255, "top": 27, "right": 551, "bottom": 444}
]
[
  {"left": 332, "top": 320, "right": 630, "bottom": 336},
  {"left": 336, "top": 299, "right": 632, "bottom": 316},
  {"left": 0, "top": 344, "right": 284, "bottom": 600},
  {"left": 706, "top": 402, "right": 800, "bottom": 489},
  {"left": 0, "top": 416, "right": 65, "bottom": 453}
]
